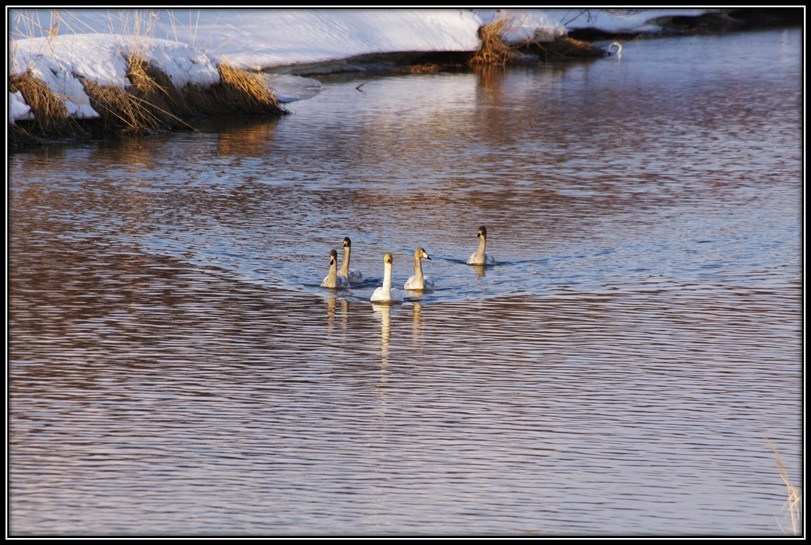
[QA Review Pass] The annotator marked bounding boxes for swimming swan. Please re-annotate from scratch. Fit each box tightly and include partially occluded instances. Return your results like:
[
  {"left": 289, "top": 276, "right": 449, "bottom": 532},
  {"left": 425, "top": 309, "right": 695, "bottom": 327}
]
[
  {"left": 339, "top": 237, "right": 364, "bottom": 284},
  {"left": 467, "top": 225, "right": 496, "bottom": 265},
  {"left": 321, "top": 249, "right": 349, "bottom": 289},
  {"left": 404, "top": 247, "right": 435, "bottom": 291},
  {"left": 371, "top": 253, "right": 404, "bottom": 303}
]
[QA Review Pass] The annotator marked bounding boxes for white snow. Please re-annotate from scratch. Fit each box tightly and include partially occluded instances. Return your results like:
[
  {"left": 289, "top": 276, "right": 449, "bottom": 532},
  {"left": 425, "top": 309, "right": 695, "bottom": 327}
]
[{"left": 7, "top": 8, "right": 710, "bottom": 125}]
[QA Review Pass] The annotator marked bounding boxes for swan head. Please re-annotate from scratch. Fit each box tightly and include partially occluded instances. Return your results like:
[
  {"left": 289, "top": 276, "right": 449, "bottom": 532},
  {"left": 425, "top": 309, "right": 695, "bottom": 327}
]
[
  {"left": 415, "top": 247, "right": 431, "bottom": 260},
  {"left": 477, "top": 226, "right": 487, "bottom": 238},
  {"left": 343, "top": 237, "right": 352, "bottom": 248},
  {"left": 329, "top": 249, "right": 338, "bottom": 266},
  {"left": 384, "top": 252, "right": 393, "bottom": 265}
]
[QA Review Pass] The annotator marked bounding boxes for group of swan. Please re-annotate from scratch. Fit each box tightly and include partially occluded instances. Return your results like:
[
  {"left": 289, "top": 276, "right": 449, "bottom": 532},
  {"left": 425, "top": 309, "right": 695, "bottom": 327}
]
[{"left": 322, "top": 226, "right": 496, "bottom": 303}]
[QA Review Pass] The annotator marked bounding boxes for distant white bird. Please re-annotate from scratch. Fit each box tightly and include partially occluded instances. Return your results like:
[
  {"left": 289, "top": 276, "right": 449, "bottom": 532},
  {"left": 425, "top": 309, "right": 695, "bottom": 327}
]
[
  {"left": 371, "top": 253, "right": 403, "bottom": 303},
  {"left": 608, "top": 41, "right": 623, "bottom": 58},
  {"left": 404, "top": 247, "right": 435, "bottom": 291},
  {"left": 321, "top": 249, "right": 349, "bottom": 289},
  {"left": 339, "top": 236, "right": 364, "bottom": 284},
  {"left": 467, "top": 225, "right": 496, "bottom": 266}
]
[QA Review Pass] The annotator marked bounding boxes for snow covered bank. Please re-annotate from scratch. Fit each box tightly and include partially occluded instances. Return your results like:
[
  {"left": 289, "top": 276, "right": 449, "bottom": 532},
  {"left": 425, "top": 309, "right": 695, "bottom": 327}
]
[
  {"left": 11, "top": 8, "right": 795, "bottom": 134},
  {"left": 7, "top": 9, "right": 561, "bottom": 128}
]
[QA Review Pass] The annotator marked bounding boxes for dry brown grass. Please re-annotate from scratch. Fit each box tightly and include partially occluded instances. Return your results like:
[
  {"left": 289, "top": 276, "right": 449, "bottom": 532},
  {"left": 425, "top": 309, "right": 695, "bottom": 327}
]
[
  {"left": 409, "top": 63, "right": 441, "bottom": 74},
  {"left": 9, "top": 71, "right": 81, "bottom": 141},
  {"left": 81, "top": 77, "right": 167, "bottom": 134},
  {"left": 10, "top": 55, "right": 286, "bottom": 146},
  {"left": 9, "top": 9, "right": 288, "bottom": 146},
  {"left": 469, "top": 17, "right": 517, "bottom": 67},
  {"left": 77, "top": 52, "right": 194, "bottom": 134},
  {"left": 208, "top": 63, "right": 283, "bottom": 115},
  {"left": 469, "top": 16, "right": 605, "bottom": 67},
  {"left": 524, "top": 36, "right": 606, "bottom": 61},
  {"left": 127, "top": 53, "right": 185, "bottom": 115},
  {"left": 769, "top": 443, "right": 802, "bottom": 536}
]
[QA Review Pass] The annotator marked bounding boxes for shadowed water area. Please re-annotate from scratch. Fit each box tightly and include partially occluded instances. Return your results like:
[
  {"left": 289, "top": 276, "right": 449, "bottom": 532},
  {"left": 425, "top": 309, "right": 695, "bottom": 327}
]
[{"left": 9, "top": 29, "right": 802, "bottom": 537}]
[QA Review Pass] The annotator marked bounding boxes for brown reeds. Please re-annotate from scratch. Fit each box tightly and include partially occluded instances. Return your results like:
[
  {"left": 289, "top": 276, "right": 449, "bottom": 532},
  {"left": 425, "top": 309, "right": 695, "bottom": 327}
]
[
  {"left": 769, "top": 442, "right": 802, "bottom": 536},
  {"left": 9, "top": 56, "right": 287, "bottom": 146},
  {"left": 520, "top": 35, "right": 607, "bottom": 62},
  {"left": 81, "top": 77, "right": 169, "bottom": 134},
  {"left": 126, "top": 53, "right": 187, "bottom": 116},
  {"left": 78, "top": 52, "right": 182, "bottom": 134},
  {"left": 469, "top": 16, "right": 605, "bottom": 67},
  {"left": 469, "top": 17, "right": 517, "bottom": 67},
  {"left": 207, "top": 63, "right": 284, "bottom": 115},
  {"left": 9, "top": 71, "right": 81, "bottom": 142}
]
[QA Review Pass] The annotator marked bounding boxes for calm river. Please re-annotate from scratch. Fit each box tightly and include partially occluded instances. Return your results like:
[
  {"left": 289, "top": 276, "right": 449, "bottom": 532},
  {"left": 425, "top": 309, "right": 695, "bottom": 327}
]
[{"left": 9, "top": 29, "right": 803, "bottom": 537}]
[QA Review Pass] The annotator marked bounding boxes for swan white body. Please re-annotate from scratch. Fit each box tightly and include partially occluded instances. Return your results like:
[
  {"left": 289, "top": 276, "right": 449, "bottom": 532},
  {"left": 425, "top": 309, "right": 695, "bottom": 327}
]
[
  {"left": 371, "top": 253, "right": 403, "bottom": 303},
  {"left": 404, "top": 247, "right": 435, "bottom": 291},
  {"left": 467, "top": 225, "right": 496, "bottom": 265},
  {"left": 321, "top": 249, "right": 349, "bottom": 289},
  {"left": 339, "top": 237, "right": 364, "bottom": 284}
]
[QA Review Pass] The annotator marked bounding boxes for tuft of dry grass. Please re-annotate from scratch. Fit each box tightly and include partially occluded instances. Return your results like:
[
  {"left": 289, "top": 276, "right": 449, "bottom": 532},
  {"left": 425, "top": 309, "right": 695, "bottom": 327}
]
[
  {"left": 9, "top": 71, "right": 83, "bottom": 141},
  {"left": 769, "top": 443, "right": 802, "bottom": 536},
  {"left": 469, "top": 17, "right": 517, "bottom": 67},
  {"left": 126, "top": 53, "right": 183, "bottom": 114},
  {"left": 81, "top": 77, "right": 167, "bottom": 134},
  {"left": 211, "top": 63, "right": 284, "bottom": 115}
]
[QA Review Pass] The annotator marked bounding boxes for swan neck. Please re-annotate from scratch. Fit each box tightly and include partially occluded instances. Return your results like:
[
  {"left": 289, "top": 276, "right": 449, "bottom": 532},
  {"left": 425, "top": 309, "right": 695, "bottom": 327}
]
[
  {"left": 382, "top": 262, "right": 393, "bottom": 292},
  {"left": 476, "top": 235, "right": 487, "bottom": 261},
  {"left": 413, "top": 255, "right": 424, "bottom": 282},
  {"left": 339, "top": 246, "right": 350, "bottom": 276},
  {"left": 326, "top": 262, "right": 338, "bottom": 284}
]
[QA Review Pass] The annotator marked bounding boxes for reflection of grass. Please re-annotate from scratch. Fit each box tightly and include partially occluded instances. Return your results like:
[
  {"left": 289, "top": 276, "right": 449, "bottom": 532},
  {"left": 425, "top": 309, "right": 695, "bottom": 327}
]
[{"left": 769, "top": 442, "right": 802, "bottom": 536}]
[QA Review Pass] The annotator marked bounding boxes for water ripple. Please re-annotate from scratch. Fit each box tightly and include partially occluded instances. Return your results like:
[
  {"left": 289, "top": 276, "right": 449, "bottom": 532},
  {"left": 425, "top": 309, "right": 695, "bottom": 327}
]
[{"left": 9, "top": 29, "right": 802, "bottom": 537}]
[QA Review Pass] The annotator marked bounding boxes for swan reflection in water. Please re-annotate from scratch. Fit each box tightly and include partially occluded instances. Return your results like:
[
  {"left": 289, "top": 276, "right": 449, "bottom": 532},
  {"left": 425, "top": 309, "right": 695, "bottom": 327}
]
[
  {"left": 411, "top": 301, "right": 425, "bottom": 349},
  {"left": 373, "top": 301, "right": 427, "bottom": 368},
  {"left": 471, "top": 263, "right": 487, "bottom": 278},
  {"left": 372, "top": 302, "right": 392, "bottom": 379},
  {"left": 325, "top": 294, "right": 348, "bottom": 336}
]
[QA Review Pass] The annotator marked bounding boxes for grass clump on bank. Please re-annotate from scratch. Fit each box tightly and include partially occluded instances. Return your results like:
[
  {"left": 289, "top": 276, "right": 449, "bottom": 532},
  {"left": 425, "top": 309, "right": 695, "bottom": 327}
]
[
  {"left": 469, "top": 15, "right": 605, "bottom": 68},
  {"left": 469, "top": 17, "right": 517, "bottom": 67},
  {"left": 9, "top": 54, "right": 287, "bottom": 147},
  {"left": 208, "top": 63, "right": 284, "bottom": 115},
  {"left": 9, "top": 71, "right": 85, "bottom": 146}
]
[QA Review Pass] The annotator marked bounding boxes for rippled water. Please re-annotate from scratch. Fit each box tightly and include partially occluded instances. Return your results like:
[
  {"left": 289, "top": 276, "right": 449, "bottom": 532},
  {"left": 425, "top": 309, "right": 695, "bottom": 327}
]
[{"left": 9, "top": 29, "right": 803, "bottom": 537}]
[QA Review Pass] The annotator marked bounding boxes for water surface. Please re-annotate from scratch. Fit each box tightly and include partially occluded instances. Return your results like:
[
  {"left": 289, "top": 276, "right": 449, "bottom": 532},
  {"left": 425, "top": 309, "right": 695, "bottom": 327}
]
[{"left": 9, "top": 29, "right": 803, "bottom": 537}]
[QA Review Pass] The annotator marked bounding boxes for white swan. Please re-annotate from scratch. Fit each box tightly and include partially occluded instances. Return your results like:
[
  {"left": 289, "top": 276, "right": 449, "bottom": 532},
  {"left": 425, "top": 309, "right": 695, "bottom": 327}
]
[
  {"left": 339, "top": 237, "right": 364, "bottom": 284},
  {"left": 321, "top": 249, "right": 349, "bottom": 289},
  {"left": 404, "top": 247, "right": 435, "bottom": 291},
  {"left": 371, "top": 253, "right": 403, "bottom": 303},
  {"left": 608, "top": 41, "right": 623, "bottom": 59},
  {"left": 467, "top": 225, "right": 496, "bottom": 265}
]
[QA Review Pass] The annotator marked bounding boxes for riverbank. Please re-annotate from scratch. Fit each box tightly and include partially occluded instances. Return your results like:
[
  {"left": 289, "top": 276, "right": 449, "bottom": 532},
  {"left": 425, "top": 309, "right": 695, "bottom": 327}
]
[{"left": 8, "top": 8, "right": 802, "bottom": 148}]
